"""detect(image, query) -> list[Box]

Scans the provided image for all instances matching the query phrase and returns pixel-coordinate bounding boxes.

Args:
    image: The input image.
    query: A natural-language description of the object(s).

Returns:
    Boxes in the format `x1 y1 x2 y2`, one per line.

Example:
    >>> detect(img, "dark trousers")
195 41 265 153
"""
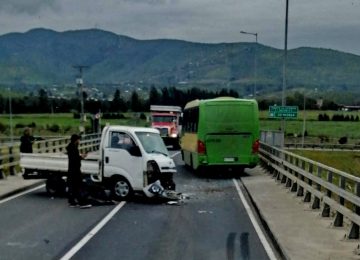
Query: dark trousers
67 175 86 205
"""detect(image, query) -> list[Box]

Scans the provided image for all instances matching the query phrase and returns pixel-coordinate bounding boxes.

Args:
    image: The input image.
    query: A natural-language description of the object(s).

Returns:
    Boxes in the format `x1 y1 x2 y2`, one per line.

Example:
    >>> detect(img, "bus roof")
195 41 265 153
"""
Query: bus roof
184 97 257 110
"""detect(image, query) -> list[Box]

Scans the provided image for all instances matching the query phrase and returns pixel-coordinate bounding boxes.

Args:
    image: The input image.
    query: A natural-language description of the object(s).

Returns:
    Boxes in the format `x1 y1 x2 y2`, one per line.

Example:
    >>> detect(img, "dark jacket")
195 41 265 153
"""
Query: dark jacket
66 142 82 177
20 135 35 153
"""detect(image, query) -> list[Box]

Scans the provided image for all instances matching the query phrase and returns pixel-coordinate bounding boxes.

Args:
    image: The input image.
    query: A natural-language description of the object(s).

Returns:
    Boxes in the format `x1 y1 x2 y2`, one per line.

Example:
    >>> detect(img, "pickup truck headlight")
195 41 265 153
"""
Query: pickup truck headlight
147 160 160 174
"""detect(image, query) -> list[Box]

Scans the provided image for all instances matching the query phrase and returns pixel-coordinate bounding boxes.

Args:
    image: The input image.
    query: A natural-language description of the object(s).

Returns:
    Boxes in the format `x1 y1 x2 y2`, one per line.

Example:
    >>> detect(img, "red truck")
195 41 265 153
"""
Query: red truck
150 105 182 148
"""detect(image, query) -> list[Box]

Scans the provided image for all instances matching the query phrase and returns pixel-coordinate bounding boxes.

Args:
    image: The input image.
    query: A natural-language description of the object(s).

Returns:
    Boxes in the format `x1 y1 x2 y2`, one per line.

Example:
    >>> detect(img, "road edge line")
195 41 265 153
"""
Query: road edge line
170 151 181 158
232 178 278 260
60 201 126 260
0 183 45 205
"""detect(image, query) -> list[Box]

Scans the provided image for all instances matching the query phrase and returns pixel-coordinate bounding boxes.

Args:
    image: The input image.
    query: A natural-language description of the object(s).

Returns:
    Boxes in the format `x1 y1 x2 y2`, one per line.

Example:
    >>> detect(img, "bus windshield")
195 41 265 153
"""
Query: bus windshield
136 132 169 156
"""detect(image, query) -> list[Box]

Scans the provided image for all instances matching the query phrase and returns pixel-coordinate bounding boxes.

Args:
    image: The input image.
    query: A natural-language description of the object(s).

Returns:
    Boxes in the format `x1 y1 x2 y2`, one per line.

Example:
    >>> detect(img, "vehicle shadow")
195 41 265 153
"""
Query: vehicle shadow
181 165 249 180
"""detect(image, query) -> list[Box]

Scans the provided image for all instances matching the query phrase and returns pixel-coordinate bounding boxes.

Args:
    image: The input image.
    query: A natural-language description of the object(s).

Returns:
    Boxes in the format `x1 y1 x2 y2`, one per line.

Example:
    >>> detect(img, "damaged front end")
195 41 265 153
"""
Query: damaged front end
143 161 179 200
145 160 176 191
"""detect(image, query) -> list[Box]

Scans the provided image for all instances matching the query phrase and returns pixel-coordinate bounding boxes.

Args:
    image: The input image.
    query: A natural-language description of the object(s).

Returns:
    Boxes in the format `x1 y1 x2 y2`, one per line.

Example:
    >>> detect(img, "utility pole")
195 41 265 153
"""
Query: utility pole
281 0 289 148
73 65 89 133
240 31 258 98
8 87 13 144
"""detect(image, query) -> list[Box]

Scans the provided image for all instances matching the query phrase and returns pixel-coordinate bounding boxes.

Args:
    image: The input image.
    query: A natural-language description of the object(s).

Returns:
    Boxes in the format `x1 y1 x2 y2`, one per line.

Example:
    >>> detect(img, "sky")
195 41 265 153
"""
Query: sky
0 0 360 55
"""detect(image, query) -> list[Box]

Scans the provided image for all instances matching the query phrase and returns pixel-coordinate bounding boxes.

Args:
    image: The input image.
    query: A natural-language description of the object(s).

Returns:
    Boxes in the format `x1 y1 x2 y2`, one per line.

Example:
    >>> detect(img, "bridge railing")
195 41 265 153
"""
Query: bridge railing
0 134 101 179
260 142 360 239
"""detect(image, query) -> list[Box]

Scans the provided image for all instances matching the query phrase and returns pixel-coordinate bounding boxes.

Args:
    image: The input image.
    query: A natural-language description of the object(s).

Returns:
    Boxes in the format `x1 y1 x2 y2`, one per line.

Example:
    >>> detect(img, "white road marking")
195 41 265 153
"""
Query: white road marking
0 184 45 205
60 201 126 260
232 179 278 260
170 151 181 158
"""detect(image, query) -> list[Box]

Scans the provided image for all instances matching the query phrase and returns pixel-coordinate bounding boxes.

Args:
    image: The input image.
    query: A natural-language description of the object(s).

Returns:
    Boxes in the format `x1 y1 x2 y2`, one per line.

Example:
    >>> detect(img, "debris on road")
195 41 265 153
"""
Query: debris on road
142 180 189 205
167 201 181 206
197 210 213 214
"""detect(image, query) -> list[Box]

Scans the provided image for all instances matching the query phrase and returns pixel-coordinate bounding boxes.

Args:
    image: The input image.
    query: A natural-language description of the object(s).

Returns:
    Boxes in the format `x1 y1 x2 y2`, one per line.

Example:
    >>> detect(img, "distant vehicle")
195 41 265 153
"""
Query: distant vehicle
20 125 176 199
150 105 182 148
181 97 260 173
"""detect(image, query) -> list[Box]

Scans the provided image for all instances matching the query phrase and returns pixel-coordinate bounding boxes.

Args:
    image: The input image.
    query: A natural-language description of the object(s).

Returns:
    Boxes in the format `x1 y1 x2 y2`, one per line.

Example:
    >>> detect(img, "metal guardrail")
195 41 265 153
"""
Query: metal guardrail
0 134 101 179
260 142 360 239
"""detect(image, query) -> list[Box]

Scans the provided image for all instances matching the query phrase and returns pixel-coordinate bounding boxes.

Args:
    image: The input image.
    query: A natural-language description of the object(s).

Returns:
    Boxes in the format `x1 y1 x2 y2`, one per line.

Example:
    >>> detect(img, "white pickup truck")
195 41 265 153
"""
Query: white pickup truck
20 125 177 200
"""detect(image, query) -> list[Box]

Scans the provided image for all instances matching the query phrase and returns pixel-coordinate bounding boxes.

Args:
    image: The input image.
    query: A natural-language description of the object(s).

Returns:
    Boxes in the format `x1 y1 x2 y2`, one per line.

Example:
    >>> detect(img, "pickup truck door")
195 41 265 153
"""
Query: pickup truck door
103 132 143 189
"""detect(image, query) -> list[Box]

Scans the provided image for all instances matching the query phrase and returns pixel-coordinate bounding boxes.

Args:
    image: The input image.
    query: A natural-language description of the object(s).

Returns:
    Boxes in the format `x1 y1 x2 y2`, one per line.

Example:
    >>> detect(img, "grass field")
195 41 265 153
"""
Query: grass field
260 109 360 140
0 113 150 138
0 112 359 177
0 110 359 141
291 150 360 177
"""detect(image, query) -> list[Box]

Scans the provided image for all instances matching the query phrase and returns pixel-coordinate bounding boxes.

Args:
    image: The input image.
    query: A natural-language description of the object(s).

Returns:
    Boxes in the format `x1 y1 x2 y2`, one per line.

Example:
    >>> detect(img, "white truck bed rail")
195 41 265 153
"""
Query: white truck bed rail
20 152 99 175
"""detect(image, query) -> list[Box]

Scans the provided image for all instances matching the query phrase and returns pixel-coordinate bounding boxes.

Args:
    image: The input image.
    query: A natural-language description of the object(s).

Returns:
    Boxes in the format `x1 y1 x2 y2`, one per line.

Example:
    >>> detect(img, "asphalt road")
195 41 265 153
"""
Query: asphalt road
0 151 275 260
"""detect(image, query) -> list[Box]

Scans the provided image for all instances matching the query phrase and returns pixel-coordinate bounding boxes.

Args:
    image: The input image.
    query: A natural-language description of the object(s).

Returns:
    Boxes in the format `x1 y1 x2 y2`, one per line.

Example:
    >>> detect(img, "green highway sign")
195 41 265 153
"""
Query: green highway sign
269 106 298 119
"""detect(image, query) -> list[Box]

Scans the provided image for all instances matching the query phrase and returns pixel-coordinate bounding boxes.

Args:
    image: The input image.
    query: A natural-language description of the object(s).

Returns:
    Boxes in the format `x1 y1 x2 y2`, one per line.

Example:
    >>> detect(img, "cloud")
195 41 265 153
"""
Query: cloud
0 0 58 15
121 0 178 4
0 0 360 54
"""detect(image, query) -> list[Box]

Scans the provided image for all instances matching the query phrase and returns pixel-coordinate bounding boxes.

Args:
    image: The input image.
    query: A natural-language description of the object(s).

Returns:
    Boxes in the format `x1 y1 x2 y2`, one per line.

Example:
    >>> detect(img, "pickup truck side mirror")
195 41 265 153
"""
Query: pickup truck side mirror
129 146 142 157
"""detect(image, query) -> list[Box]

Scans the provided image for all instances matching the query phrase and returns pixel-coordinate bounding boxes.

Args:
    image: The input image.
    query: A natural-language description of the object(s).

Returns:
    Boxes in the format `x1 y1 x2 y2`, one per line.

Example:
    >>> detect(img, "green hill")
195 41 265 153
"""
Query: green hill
0 28 360 97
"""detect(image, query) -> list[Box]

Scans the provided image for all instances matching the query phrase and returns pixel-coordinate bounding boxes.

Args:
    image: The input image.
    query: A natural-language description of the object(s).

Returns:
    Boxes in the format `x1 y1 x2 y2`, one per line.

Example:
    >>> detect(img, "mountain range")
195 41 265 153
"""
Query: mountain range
1 28 360 98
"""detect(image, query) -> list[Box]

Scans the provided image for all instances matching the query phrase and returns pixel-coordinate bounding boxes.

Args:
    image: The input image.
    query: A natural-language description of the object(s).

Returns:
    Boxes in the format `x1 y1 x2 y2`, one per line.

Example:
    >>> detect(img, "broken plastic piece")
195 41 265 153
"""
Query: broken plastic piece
143 180 165 198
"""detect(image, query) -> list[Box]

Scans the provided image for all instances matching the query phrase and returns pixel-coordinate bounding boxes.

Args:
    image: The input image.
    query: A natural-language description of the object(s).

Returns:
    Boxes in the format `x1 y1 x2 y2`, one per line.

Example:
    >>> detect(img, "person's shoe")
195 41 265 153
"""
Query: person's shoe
68 203 78 208
79 204 92 209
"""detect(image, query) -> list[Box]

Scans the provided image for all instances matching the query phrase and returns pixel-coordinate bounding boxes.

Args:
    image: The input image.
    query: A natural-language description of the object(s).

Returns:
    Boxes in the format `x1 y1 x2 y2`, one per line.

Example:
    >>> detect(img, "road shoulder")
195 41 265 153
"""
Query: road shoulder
242 167 359 260
0 174 44 201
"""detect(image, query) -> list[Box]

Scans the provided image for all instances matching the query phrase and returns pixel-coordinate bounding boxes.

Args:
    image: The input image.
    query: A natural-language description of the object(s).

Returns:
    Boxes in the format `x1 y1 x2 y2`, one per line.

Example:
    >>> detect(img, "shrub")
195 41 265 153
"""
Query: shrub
318 113 330 121
102 113 126 119
0 122 6 132
319 135 329 143
338 136 348 144
48 124 60 133
140 113 147 120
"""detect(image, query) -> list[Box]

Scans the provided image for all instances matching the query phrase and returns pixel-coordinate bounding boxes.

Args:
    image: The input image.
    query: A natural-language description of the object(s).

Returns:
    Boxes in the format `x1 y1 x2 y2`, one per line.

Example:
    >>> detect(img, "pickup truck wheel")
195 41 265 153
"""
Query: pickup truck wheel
111 178 132 201
46 178 66 196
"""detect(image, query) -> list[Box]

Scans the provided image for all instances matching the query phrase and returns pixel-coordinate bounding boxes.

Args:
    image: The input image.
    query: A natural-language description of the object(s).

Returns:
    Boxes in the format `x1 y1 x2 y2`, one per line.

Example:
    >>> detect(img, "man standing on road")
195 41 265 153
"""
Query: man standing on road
66 134 91 209
20 127 35 153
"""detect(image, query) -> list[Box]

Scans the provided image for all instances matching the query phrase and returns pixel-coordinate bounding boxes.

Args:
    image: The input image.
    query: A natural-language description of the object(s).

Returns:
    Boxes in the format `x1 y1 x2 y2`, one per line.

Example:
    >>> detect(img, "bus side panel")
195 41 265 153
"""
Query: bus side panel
181 132 198 169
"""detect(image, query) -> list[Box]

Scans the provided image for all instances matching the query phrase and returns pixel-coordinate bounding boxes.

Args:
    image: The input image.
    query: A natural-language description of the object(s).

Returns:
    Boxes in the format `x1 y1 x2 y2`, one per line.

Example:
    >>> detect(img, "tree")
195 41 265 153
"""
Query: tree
149 85 160 105
130 91 142 112
161 87 170 105
111 89 126 112
0 94 4 113
38 88 49 113
218 88 229 96
229 89 239 98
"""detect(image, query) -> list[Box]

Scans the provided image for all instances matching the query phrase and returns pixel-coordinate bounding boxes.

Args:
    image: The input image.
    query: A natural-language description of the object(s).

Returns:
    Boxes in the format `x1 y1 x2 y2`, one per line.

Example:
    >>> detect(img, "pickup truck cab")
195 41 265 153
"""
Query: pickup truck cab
20 125 177 200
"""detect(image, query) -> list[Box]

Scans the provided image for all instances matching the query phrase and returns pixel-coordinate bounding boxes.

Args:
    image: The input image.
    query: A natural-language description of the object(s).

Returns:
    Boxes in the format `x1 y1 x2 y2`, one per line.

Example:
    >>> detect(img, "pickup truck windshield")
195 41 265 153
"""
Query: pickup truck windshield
136 132 169 156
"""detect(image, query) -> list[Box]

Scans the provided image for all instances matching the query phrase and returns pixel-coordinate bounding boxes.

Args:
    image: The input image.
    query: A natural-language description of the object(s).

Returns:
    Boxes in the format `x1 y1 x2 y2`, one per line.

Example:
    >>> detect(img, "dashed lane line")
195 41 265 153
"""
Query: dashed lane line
60 201 127 260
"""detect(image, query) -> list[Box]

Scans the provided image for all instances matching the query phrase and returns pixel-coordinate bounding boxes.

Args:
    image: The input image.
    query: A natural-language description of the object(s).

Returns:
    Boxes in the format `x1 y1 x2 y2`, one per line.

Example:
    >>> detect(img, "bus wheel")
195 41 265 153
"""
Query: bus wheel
111 177 133 201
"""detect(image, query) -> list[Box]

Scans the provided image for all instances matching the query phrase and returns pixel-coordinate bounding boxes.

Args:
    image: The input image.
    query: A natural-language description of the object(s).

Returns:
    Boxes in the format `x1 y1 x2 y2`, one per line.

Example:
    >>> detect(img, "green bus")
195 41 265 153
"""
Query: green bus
180 97 260 173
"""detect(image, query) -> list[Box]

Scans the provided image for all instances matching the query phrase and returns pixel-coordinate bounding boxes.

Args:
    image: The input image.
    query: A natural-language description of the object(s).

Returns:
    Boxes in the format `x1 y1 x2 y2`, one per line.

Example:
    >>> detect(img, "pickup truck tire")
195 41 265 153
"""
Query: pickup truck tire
46 177 66 196
111 177 133 201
